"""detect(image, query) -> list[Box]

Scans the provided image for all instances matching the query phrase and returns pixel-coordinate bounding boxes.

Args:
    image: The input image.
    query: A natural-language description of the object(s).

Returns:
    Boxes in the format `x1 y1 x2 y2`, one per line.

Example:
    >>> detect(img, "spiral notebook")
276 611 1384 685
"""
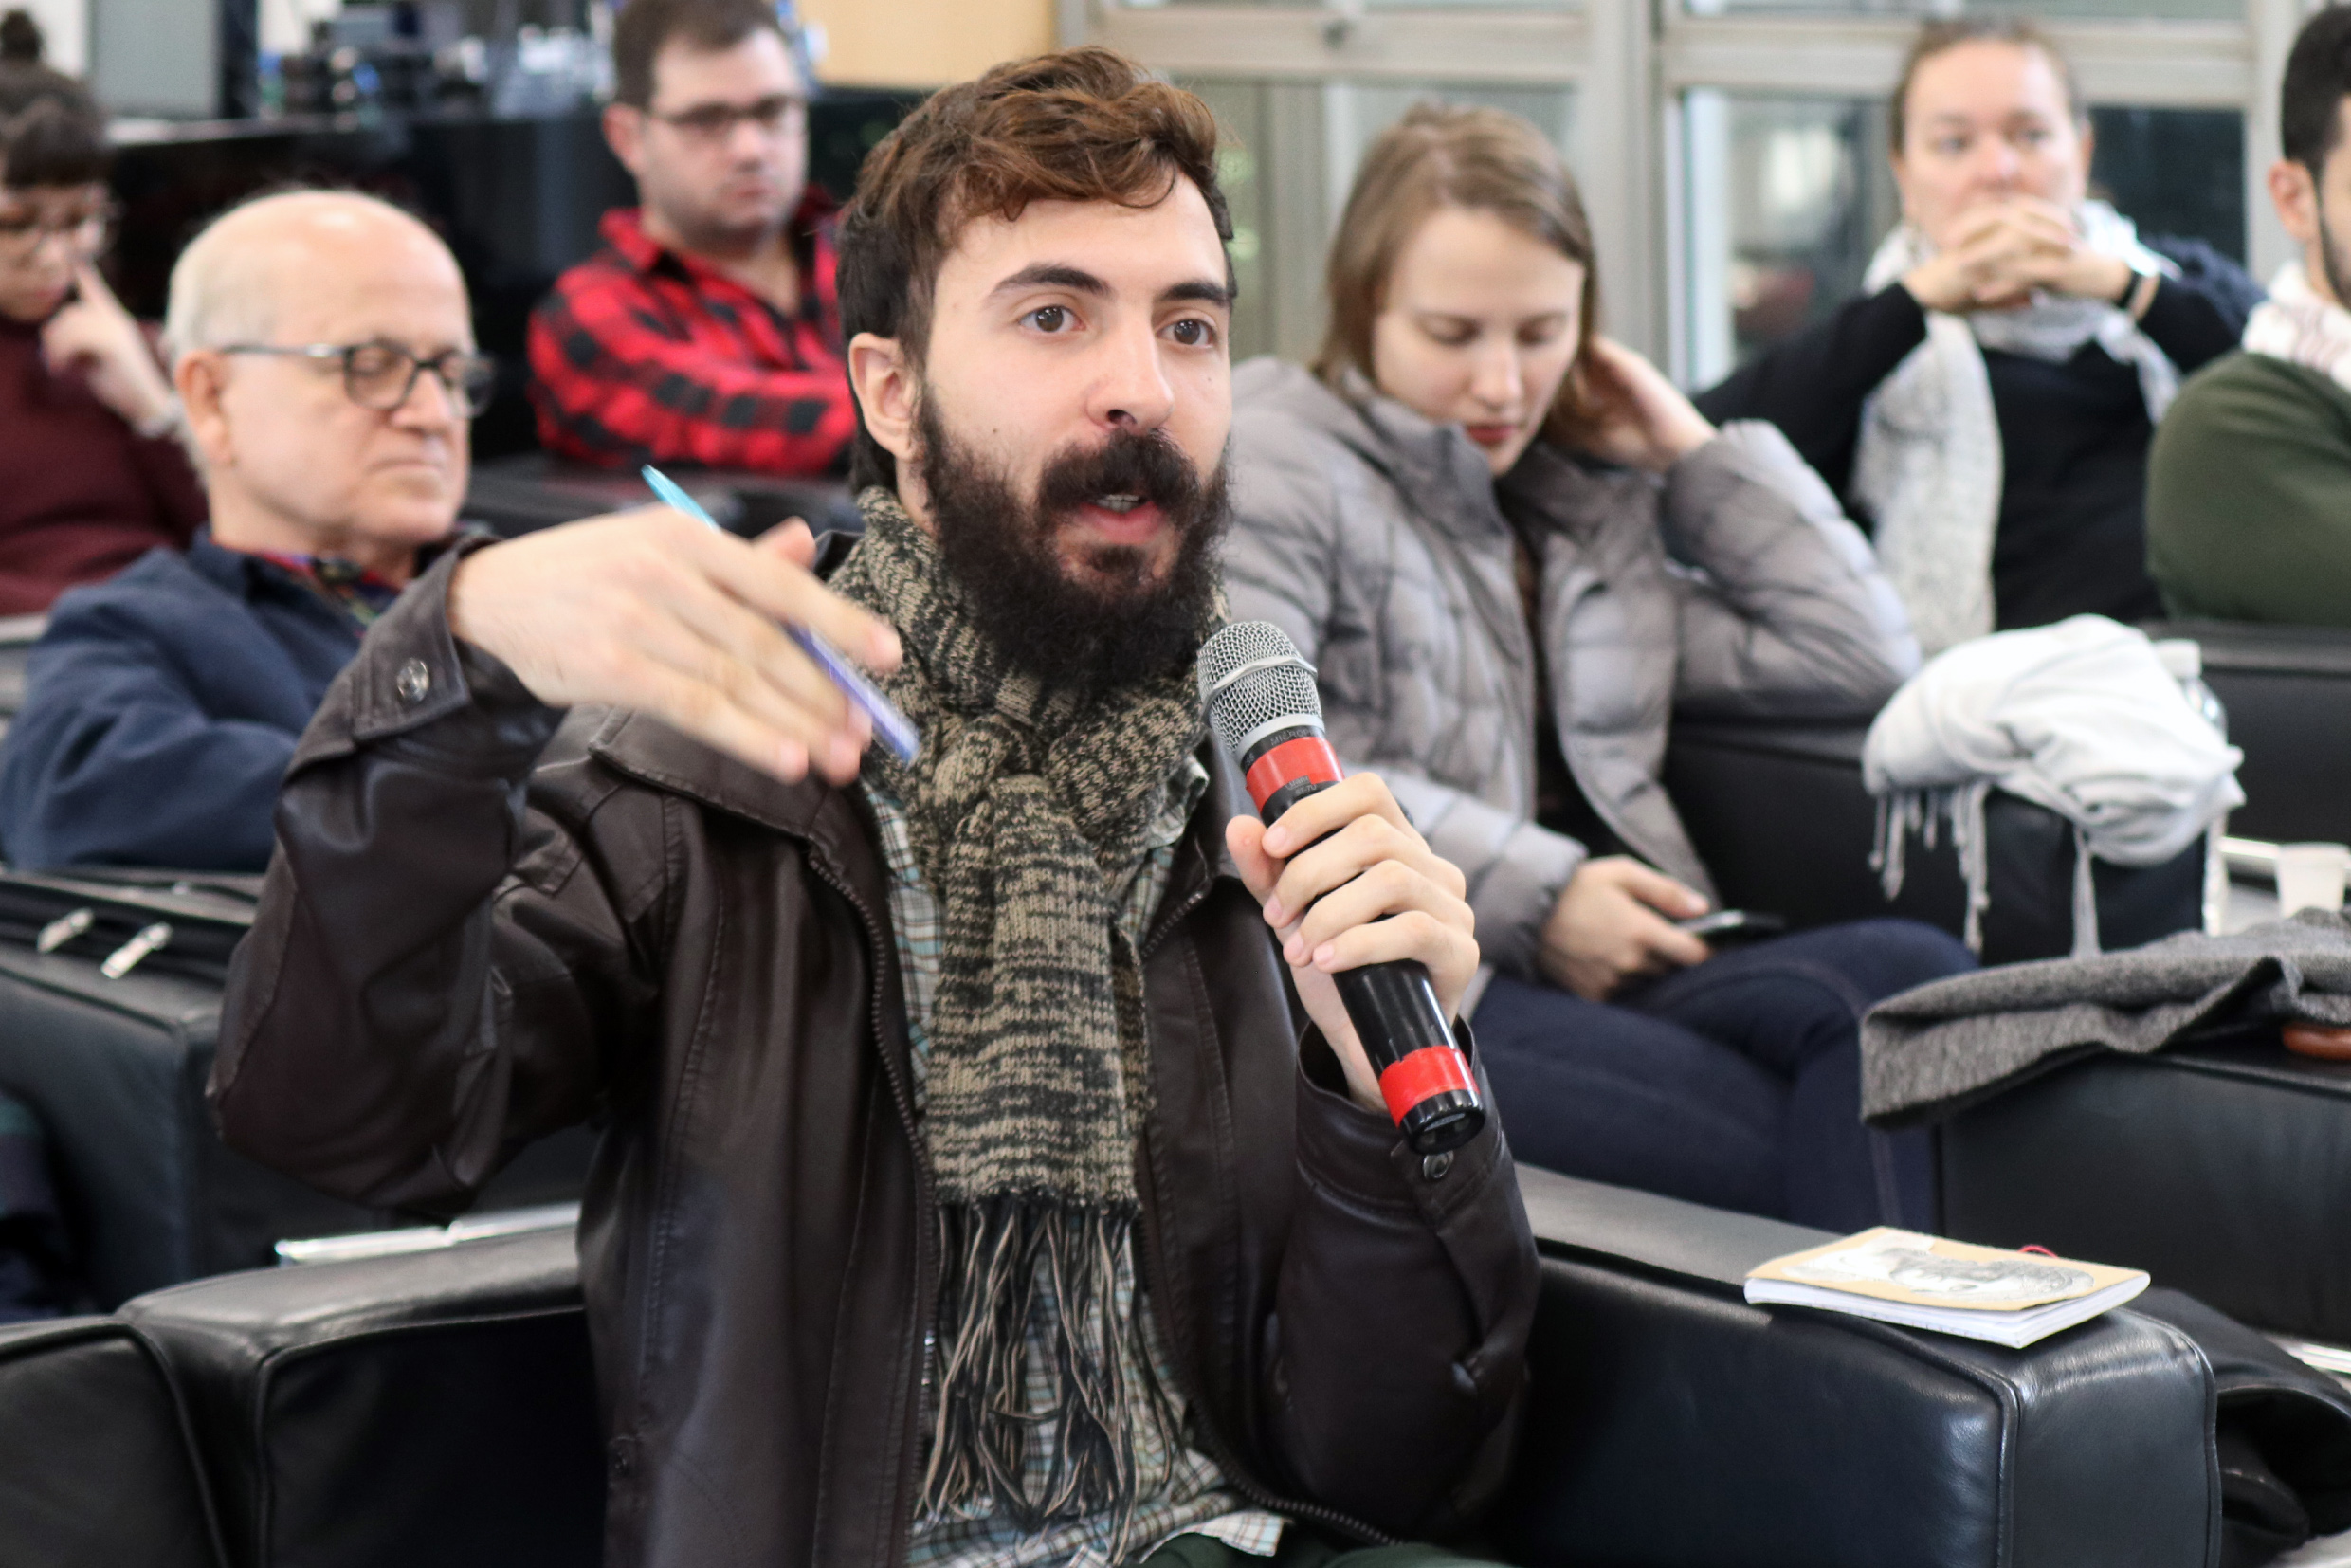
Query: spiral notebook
1743 1228 2150 1348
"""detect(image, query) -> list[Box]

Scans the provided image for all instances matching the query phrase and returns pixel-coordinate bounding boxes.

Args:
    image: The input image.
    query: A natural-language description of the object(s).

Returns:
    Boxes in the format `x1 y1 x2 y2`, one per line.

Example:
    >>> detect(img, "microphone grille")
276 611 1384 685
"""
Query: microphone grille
1197 621 1323 760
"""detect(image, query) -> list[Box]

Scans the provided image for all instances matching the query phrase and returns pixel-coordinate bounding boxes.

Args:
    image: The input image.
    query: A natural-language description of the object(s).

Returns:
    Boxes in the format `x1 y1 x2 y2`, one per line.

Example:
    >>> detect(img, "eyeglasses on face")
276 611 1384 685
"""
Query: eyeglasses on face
646 93 809 143
0 200 117 262
213 340 498 418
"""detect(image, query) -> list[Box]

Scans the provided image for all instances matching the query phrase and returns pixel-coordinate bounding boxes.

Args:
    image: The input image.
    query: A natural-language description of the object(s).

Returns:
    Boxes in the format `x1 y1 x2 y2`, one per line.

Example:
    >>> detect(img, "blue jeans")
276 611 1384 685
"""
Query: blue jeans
1470 919 1975 1231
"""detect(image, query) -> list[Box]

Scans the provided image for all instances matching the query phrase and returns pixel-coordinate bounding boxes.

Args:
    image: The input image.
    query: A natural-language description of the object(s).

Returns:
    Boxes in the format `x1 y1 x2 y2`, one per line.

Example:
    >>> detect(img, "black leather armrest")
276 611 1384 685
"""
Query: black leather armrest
1941 1035 2351 1345
101 1176 2223 1568
1497 1169 2219 1568
120 1230 603 1568
1664 715 2202 964
0 1315 224 1567
2143 619 2351 846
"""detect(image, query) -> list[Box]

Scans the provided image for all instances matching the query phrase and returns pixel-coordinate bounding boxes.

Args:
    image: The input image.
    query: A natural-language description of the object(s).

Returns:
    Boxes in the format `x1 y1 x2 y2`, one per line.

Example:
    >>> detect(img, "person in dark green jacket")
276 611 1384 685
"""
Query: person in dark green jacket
2147 7 2351 627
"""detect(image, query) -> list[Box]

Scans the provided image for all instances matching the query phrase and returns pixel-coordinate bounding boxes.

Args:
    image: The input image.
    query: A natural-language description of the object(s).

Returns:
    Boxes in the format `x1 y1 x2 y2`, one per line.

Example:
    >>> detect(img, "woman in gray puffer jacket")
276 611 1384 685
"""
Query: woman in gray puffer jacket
1226 103 1973 1231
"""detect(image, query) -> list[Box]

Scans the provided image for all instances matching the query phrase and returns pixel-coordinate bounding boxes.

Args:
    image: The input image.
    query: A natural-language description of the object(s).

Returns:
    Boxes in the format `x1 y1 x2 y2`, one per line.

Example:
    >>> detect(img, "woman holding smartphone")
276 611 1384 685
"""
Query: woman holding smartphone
1225 103 1973 1230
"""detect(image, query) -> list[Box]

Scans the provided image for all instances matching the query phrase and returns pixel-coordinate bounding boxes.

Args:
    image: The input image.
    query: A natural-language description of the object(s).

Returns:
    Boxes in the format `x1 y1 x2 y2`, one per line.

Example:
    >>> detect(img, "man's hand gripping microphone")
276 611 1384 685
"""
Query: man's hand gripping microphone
1198 622 1485 1155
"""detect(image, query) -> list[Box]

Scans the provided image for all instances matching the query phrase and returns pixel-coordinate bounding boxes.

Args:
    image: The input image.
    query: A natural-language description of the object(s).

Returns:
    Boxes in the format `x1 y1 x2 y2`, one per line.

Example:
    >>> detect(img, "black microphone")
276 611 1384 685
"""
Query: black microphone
1198 622 1485 1156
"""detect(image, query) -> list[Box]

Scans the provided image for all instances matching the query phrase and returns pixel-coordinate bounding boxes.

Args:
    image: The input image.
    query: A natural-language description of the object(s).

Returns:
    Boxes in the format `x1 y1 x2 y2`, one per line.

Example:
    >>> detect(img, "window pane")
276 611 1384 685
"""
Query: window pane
2087 105 2246 268
1181 79 1279 366
1178 77 1576 364
1693 0 2236 19
1125 0 1576 9
1326 81 1576 199
1679 90 2244 385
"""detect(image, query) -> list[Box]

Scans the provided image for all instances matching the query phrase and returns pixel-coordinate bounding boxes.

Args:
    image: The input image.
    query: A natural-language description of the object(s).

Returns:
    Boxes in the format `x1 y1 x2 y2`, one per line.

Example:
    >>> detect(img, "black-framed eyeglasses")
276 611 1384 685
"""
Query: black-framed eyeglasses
213 340 498 418
647 93 809 142
0 199 118 261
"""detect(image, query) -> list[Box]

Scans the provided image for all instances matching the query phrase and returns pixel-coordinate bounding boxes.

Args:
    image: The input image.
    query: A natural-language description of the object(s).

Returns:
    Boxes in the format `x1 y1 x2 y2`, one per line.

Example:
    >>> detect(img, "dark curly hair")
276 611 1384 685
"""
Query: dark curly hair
835 46 1232 492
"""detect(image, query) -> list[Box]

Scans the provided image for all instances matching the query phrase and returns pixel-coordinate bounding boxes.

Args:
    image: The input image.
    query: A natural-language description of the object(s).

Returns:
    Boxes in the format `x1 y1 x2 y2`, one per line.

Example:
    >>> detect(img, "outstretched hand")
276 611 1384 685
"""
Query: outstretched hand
1226 773 1479 1116
447 508 902 784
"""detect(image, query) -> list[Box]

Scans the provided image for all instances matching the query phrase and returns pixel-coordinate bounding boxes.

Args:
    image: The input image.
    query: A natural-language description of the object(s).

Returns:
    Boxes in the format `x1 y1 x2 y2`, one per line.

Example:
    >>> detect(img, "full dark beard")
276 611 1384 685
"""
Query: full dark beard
2320 200 2351 315
914 398 1230 693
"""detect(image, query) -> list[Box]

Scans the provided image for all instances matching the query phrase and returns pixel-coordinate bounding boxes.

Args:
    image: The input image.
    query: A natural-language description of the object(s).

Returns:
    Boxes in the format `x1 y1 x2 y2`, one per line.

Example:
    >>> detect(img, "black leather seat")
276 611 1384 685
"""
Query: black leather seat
0 1315 224 1567
2143 619 2351 846
1503 1169 2216 1567
120 1228 603 1568
1939 1031 2351 1345
1665 713 2204 964
71 1175 2224 1567
0 944 594 1307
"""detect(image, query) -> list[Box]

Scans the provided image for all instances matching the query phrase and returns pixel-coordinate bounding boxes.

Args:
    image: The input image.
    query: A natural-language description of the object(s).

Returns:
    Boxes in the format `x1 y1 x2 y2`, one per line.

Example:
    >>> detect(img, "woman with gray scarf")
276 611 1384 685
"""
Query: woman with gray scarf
1698 17 2260 654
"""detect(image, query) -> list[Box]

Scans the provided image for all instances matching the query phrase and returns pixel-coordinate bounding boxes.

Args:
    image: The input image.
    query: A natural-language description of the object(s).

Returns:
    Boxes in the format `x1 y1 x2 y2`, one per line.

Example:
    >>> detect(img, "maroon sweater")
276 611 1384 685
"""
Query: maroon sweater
0 314 204 616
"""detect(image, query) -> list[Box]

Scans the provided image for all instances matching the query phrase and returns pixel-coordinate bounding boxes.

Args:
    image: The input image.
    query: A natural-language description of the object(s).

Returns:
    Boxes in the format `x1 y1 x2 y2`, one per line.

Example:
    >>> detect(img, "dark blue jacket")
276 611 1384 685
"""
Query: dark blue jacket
0 537 374 871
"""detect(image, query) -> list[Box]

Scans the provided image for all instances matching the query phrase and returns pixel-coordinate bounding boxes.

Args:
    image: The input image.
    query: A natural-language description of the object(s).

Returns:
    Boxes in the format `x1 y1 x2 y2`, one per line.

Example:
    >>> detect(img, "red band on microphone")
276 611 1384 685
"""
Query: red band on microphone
1244 736 1343 810
1378 1044 1475 1125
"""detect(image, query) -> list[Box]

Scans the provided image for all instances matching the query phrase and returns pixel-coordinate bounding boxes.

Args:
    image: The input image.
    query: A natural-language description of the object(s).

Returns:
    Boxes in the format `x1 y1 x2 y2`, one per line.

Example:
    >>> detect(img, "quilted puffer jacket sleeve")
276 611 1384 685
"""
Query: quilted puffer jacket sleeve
1663 419 1922 718
1224 391 1584 979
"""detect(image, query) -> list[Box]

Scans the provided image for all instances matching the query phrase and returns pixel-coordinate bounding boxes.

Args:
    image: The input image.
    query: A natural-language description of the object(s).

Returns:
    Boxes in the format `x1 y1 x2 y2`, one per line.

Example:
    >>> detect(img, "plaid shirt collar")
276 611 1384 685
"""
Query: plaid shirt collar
600 206 695 279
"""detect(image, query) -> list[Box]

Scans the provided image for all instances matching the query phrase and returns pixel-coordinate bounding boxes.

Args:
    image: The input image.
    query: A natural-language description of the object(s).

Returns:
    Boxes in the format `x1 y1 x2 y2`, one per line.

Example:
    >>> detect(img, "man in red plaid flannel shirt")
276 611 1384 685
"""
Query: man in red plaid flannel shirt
527 0 854 475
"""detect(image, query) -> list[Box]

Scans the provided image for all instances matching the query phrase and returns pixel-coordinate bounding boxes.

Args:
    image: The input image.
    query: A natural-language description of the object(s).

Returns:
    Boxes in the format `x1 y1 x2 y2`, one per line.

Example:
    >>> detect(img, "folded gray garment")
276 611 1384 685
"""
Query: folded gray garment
1861 910 2351 1126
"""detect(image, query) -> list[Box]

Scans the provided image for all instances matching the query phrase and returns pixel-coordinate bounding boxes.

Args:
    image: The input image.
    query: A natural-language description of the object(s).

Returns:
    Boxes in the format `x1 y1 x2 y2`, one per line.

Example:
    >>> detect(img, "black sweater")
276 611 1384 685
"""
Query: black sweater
1695 238 2261 631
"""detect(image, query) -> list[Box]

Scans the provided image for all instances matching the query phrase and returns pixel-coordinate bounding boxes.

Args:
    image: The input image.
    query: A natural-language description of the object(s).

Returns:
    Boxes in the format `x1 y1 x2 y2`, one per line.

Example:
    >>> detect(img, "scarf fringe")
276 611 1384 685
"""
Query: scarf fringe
1876 782 2113 956
1873 782 1994 953
918 1199 1183 1558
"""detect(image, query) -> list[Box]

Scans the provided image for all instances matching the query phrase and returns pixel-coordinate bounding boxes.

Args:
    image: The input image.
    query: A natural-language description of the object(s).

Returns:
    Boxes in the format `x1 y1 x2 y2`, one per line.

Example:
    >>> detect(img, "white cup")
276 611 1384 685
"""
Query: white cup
2275 843 2351 916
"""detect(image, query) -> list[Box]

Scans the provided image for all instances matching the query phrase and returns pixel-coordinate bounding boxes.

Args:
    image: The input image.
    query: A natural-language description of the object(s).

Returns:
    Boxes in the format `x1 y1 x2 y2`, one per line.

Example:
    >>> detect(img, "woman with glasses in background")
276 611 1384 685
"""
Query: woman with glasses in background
0 95 203 615
1225 102 1973 1231
1696 18 2260 654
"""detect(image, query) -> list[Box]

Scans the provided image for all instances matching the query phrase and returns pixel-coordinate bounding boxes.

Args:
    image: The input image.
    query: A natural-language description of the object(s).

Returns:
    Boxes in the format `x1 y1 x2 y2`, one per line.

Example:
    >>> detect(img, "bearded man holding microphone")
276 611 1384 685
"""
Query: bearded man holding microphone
211 46 1535 1568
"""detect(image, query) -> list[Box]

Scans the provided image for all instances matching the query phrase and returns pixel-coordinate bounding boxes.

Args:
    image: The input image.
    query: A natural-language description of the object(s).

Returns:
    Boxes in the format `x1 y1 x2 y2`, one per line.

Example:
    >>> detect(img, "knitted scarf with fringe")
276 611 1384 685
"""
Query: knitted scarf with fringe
829 487 1211 1541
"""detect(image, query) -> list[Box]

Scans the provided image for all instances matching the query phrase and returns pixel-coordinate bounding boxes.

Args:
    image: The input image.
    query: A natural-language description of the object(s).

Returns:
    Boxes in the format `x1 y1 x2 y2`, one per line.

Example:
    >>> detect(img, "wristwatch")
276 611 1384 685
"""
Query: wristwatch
2113 262 2160 322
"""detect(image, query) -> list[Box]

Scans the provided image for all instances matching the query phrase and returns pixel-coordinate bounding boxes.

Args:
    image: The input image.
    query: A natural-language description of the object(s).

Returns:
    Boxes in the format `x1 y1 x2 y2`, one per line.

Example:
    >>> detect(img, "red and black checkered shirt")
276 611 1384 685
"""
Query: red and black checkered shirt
526 206 856 475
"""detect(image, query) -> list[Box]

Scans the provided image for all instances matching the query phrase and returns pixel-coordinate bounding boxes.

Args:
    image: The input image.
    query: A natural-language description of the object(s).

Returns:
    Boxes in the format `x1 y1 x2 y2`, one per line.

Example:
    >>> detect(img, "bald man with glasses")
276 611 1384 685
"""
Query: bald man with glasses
0 190 483 871
526 0 855 476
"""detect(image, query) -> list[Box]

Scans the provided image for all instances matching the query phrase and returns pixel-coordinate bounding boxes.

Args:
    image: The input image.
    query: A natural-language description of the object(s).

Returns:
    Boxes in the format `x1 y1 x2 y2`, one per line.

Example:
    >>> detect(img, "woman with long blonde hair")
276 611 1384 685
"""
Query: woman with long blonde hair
1226 102 1971 1229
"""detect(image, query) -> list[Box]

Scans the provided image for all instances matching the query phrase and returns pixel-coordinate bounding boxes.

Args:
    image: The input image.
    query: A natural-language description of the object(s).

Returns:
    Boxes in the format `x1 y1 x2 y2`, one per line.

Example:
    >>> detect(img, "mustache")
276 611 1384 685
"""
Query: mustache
1033 428 1206 523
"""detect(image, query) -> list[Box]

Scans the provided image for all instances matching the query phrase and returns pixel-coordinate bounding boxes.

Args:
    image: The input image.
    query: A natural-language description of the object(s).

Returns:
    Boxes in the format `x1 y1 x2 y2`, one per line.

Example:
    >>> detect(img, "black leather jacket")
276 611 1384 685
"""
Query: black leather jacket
211 545 1540 1568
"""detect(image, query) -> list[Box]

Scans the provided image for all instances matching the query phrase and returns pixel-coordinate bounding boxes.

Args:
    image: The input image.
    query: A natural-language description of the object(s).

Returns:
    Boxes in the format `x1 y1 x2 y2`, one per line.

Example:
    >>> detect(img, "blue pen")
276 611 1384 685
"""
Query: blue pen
641 465 920 764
